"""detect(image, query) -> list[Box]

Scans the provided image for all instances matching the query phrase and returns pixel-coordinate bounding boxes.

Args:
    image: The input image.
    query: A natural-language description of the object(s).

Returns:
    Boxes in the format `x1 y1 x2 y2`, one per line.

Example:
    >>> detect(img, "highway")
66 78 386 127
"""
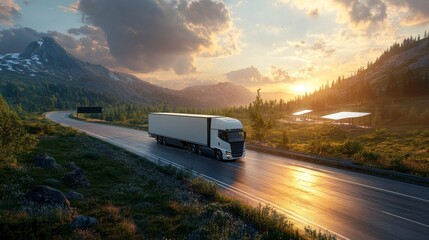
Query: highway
47 111 429 240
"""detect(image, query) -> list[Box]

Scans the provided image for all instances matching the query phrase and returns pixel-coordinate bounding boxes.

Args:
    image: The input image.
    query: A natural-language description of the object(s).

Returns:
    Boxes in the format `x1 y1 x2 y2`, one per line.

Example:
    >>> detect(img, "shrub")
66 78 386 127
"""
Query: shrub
341 140 363 157
0 96 38 166
308 138 336 155
353 150 381 165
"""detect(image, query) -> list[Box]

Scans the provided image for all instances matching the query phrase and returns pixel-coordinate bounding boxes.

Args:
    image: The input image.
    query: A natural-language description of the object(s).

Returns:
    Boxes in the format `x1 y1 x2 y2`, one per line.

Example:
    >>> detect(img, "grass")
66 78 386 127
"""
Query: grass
252 122 429 177
0 120 336 239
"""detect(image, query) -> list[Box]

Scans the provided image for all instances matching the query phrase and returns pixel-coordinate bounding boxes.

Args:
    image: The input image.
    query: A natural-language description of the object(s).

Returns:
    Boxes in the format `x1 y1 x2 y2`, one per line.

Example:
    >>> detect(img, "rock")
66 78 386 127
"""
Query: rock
64 162 79 170
63 168 90 188
43 178 62 187
33 153 60 169
64 190 84 201
69 215 97 229
24 185 70 208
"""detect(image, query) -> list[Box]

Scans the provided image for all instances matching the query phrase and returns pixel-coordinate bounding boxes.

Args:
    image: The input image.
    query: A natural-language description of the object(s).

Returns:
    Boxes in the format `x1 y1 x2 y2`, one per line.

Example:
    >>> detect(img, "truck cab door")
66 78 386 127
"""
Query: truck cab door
216 130 230 157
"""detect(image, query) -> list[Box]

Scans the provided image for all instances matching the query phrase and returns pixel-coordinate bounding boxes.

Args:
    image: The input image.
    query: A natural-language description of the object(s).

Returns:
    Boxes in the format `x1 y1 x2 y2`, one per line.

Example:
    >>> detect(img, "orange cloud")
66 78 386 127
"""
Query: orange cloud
0 0 20 26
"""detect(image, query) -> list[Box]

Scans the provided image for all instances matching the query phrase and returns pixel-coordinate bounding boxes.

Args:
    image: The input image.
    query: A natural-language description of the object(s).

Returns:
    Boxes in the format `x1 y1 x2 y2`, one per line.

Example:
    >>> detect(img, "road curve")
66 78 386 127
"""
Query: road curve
47 111 429 240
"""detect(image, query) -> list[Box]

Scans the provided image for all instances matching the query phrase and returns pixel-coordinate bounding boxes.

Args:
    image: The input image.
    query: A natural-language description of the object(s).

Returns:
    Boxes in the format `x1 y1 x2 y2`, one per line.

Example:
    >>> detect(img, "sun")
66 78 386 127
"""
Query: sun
292 84 309 95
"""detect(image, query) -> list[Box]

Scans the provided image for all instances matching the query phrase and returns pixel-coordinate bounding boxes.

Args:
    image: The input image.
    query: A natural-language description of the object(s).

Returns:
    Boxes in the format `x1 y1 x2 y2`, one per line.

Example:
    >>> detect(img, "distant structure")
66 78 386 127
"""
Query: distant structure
321 111 371 125
292 110 313 121
76 106 103 119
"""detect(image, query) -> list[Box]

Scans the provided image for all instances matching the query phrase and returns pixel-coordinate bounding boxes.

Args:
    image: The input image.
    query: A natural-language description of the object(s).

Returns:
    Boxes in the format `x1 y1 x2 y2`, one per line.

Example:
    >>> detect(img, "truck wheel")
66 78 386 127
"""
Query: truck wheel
191 144 197 153
197 146 202 155
162 137 167 145
156 136 161 144
215 150 223 161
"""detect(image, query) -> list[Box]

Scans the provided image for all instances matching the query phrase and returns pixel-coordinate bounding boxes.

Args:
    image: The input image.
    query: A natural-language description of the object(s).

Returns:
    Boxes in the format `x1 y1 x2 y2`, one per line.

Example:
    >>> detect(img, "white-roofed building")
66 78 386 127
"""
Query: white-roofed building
321 111 371 125
292 109 313 121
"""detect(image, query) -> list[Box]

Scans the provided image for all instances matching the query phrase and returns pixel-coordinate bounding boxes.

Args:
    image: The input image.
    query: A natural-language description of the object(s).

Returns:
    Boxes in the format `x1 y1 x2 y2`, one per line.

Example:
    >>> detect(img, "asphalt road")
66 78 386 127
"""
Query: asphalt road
47 111 429 240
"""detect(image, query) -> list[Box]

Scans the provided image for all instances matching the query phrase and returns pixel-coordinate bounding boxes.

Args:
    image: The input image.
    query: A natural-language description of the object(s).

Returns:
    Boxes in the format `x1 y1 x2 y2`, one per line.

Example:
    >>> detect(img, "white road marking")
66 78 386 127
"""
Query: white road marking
382 211 429 228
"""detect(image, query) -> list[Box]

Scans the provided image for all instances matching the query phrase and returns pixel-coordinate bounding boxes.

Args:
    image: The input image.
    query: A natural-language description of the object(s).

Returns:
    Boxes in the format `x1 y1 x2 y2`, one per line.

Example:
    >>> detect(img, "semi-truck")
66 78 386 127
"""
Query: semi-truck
148 112 246 161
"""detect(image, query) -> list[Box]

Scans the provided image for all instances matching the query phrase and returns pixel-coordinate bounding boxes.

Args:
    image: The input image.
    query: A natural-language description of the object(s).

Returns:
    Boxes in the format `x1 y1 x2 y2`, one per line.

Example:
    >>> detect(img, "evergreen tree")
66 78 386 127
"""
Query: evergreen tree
248 89 277 142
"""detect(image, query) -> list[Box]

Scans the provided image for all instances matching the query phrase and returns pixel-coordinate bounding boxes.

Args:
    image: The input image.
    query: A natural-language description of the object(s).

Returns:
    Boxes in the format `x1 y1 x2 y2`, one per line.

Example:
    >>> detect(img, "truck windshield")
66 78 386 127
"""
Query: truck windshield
227 131 245 142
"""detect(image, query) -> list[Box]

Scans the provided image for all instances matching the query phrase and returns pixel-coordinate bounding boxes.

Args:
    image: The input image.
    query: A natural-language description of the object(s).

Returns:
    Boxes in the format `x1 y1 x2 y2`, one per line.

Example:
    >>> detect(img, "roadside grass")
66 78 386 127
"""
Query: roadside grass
255 122 429 177
0 121 335 239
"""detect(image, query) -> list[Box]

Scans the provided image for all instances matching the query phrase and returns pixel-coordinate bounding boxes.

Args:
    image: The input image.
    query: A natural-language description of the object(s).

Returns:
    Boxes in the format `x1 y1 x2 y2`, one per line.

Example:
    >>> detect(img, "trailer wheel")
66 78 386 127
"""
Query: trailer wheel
215 150 223 161
197 146 202 155
191 144 197 153
162 137 167 145
156 136 161 144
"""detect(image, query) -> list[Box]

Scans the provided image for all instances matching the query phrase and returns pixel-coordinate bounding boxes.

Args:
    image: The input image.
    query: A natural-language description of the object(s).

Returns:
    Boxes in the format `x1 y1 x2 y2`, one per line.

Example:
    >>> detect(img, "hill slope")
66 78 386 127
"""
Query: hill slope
0 37 253 111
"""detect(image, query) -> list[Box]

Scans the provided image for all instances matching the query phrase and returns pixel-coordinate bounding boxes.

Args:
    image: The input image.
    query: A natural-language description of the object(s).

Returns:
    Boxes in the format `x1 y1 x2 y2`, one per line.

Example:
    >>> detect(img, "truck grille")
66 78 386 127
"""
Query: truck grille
230 141 245 157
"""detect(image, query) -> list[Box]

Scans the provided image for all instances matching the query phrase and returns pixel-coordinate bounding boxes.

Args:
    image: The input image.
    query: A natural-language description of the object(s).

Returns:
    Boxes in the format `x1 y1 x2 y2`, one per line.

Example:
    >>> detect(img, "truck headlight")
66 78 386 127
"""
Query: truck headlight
226 151 232 159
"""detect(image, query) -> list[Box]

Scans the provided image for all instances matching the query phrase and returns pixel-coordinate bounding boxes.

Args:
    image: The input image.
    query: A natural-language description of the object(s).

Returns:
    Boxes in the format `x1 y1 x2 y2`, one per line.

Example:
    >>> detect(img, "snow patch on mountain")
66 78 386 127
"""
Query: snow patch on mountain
109 72 120 81
0 52 45 76
37 39 44 47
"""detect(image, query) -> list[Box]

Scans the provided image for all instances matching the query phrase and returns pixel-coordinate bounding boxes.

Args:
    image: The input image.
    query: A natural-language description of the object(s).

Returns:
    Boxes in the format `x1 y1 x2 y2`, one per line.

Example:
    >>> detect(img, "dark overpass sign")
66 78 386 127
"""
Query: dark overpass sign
76 107 103 118
77 107 103 114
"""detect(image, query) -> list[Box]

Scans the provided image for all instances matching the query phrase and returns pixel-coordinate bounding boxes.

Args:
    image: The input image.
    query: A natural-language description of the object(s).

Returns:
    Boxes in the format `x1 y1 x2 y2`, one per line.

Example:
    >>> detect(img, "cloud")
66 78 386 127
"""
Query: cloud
335 0 387 29
0 0 20 26
0 27 43 53
78 0 239 75
178 0 230 32
225 66 293 87
278 0 429 29
255 24 288 36
59 1 80 13
269 66 291 82
277 0 389 30
386 0 429 26
63 25 116 68
308 8 320 18
148 77 217 90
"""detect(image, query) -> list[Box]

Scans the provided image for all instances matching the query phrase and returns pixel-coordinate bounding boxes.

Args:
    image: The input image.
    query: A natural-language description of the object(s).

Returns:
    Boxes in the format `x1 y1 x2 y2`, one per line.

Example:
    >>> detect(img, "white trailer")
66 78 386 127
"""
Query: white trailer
148 112 246 161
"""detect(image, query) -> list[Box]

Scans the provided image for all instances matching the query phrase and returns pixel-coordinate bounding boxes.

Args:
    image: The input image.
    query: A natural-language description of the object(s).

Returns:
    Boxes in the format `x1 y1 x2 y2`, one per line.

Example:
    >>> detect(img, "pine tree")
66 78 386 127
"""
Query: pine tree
248 89 277 142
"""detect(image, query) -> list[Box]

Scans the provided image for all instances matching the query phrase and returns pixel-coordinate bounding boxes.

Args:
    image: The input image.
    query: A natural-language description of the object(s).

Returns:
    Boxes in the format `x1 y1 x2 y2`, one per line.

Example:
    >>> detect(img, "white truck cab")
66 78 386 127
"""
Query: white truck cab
211 117 246 160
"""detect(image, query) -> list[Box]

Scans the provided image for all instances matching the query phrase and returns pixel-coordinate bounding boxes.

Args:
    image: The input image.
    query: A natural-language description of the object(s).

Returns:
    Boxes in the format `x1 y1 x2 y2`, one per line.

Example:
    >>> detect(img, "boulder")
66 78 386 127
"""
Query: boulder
69 215 97 229
64 190 84 201
64 162 79 170
33 153 60 169
63 168 90 188
43 178 62 187
24 185 70 208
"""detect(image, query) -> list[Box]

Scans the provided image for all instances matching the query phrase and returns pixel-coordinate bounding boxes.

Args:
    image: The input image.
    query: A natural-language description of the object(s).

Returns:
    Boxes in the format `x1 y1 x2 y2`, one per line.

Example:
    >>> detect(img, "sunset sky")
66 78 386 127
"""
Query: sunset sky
1 0 428 98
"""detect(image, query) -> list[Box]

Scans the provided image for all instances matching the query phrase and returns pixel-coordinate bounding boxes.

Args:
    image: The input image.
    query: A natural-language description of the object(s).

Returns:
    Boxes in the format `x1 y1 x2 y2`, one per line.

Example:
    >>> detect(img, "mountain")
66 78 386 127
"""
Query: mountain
289 36 429 125
0 37 253 111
